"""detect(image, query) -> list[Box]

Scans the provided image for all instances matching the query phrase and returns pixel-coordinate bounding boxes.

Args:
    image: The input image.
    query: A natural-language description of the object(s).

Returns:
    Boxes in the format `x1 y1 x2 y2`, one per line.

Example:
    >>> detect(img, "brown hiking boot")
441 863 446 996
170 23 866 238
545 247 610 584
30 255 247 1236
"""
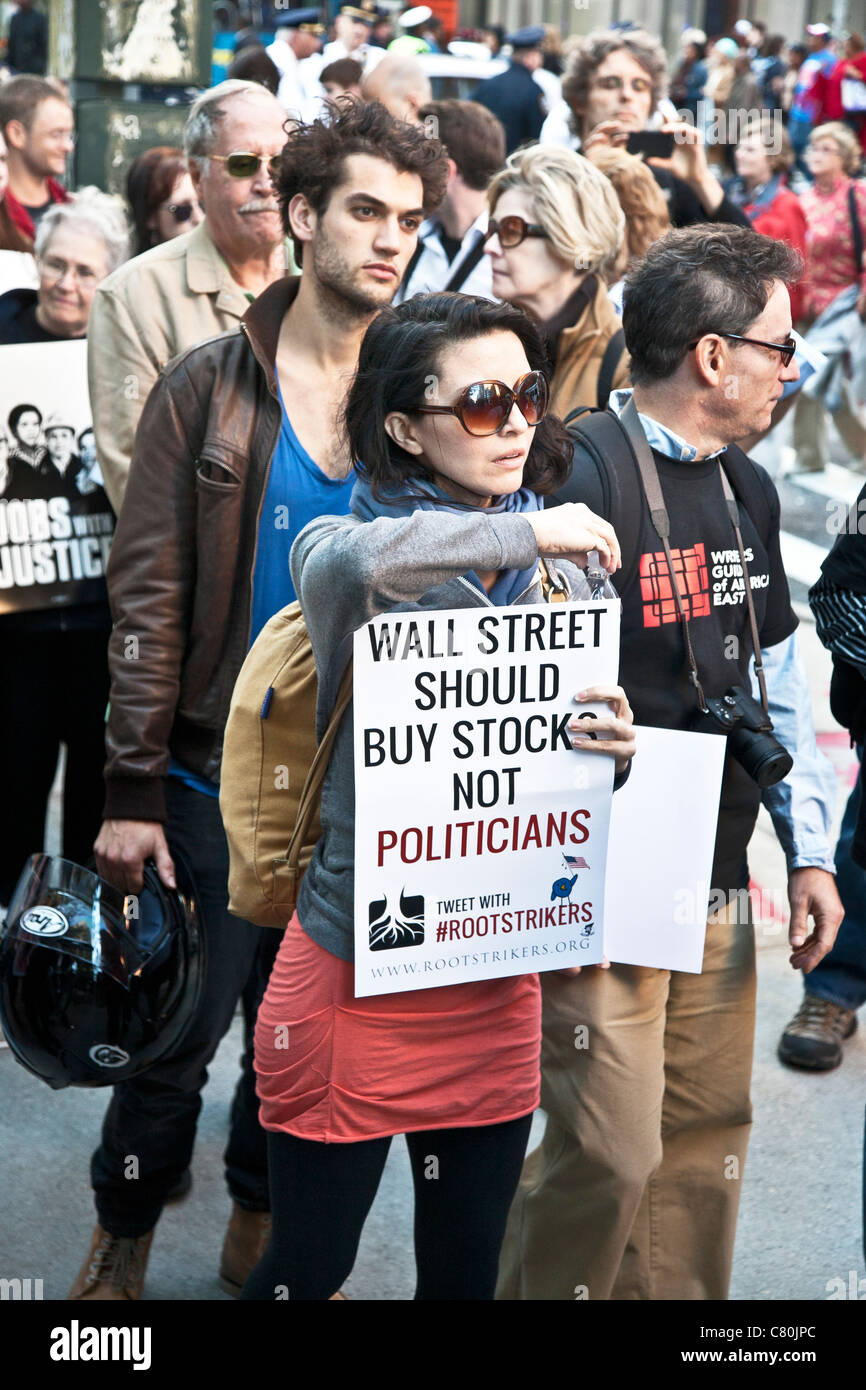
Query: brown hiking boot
219 1204 272 1297
68 1224 155 1300
778 996 858 1071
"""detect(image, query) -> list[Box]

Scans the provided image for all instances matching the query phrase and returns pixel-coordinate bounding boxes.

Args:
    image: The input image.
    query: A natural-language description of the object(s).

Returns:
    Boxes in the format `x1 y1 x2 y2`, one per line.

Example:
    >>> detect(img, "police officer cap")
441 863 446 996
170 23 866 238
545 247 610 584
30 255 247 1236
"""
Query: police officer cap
506 25 545 50
276 8 326 31
399 5 433 26
340 1 377 22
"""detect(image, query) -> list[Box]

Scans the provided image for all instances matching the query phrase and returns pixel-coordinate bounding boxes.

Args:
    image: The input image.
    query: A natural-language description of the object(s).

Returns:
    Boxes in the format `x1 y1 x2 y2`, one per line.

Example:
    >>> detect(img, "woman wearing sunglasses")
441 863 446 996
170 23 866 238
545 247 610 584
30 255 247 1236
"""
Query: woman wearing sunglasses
126 146 203 257
485 145 630 418
242 292 635 1302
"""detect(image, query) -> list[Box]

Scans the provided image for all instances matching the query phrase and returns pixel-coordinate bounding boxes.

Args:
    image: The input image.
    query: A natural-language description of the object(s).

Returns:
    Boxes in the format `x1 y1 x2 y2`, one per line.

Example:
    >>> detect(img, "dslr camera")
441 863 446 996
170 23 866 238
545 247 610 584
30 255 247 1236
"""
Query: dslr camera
694 686 793 788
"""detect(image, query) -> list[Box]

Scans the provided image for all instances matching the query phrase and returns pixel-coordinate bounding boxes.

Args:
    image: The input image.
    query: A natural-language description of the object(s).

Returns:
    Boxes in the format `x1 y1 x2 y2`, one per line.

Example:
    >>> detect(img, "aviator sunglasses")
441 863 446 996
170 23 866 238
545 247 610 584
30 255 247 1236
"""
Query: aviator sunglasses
209 151 282 179
415 371 549 436
485 215 550 249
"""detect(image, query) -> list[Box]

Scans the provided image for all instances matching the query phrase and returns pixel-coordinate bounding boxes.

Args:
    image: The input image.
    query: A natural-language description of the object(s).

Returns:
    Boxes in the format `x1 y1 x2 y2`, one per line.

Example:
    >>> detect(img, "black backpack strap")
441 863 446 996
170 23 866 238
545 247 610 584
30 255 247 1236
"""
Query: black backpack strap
443 230 487 292
556 407 645 597
597 327 626 409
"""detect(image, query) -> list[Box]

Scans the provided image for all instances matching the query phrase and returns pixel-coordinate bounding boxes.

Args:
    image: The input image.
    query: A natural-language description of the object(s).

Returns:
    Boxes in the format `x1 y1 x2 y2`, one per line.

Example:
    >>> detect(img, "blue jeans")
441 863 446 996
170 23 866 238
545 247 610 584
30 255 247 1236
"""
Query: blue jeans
806 769 866 1012
90 779 280 1238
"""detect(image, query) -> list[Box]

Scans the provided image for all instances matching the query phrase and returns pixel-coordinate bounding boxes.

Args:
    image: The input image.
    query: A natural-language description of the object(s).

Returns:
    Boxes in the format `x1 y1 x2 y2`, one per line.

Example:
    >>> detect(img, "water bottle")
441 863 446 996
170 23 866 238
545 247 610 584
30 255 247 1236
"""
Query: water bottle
573 549 620 601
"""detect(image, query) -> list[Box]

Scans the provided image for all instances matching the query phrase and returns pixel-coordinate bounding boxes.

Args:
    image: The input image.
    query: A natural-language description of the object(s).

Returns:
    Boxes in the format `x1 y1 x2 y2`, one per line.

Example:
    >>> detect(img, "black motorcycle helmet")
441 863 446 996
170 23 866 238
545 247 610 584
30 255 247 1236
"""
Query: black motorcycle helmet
0 854 204 1089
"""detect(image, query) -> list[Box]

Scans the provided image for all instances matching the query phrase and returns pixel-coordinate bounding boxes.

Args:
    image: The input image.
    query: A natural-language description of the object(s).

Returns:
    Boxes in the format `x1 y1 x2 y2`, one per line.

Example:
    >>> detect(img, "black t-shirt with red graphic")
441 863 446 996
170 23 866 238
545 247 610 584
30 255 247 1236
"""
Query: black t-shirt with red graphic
563 441 798 890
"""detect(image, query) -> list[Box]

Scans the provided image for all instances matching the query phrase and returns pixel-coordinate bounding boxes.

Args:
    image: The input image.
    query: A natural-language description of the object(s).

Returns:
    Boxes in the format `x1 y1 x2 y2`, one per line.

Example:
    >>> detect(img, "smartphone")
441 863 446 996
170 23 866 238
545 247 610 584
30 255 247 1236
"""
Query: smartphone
626 130 675 160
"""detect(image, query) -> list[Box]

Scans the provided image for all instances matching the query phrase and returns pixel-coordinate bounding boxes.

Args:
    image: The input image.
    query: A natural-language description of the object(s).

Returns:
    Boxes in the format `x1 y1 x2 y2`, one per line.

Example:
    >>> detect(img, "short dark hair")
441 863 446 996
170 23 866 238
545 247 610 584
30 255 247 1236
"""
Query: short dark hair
227 45 281 96
0 75 70 135
272 98 448 265
622 226 802 386
320 57 364 88
345 292 572 500
8 403 42 439
417 100 506 190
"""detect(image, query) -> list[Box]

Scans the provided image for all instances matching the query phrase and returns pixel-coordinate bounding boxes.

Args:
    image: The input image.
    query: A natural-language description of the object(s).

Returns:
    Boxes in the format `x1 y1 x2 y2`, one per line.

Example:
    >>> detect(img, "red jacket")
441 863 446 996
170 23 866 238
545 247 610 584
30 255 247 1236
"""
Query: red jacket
747 187 809 322
811 53 866 147
3 178 70 241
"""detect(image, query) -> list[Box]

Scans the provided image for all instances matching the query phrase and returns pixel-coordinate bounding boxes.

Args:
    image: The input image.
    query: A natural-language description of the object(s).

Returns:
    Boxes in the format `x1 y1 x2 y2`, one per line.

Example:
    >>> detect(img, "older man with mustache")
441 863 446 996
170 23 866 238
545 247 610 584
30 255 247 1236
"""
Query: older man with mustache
87 80 289 514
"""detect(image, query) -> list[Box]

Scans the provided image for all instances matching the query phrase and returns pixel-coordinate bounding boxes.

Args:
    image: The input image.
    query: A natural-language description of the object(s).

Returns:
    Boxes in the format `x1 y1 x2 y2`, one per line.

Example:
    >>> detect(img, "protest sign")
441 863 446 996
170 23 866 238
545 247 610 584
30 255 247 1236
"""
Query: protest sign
352 599 620 997
603 726 726 972
0 340 114 615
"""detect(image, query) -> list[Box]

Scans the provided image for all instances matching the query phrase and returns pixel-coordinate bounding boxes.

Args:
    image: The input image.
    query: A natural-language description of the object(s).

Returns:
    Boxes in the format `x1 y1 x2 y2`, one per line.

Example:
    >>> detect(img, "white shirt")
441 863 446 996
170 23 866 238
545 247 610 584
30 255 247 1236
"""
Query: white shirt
267 37 320 122
0 250 38 297
394 211 495 305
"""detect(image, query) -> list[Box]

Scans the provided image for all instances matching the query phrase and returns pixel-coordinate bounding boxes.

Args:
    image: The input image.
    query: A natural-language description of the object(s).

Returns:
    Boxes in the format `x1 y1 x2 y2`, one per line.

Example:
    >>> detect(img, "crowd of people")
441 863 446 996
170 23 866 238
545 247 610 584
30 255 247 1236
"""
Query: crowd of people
0 7 864 1304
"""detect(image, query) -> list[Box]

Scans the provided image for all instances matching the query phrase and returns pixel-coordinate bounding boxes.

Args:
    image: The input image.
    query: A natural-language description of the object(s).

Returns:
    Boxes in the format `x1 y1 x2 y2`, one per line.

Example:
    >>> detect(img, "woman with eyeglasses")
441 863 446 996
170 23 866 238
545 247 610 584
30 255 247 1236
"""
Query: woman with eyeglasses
0 188 129 911
0 186 129 343
791 121 866 473
484 145 629 416
126 146 203 257
242 292 635 1301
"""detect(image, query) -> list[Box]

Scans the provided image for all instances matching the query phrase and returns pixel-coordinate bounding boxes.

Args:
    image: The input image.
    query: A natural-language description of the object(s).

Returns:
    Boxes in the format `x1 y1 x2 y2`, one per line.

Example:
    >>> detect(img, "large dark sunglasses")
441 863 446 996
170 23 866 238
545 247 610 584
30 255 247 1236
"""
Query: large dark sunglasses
210 151 282 179
415 371 549 436
167 201 197 223
485 216 549 249
689 331 797 368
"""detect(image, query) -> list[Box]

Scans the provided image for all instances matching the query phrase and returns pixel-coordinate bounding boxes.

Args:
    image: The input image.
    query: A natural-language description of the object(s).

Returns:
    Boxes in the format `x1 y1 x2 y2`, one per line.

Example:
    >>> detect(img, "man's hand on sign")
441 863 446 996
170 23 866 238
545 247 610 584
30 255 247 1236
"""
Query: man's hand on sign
528 503 621 573
556 956 611 977
94 819 177 896
570 684 635 775
787 867 843 973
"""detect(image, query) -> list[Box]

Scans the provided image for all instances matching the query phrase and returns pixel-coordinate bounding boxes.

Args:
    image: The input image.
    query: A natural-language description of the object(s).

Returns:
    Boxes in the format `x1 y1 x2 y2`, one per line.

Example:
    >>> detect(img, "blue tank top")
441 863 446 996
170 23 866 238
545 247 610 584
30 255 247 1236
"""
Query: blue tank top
170 371 356 798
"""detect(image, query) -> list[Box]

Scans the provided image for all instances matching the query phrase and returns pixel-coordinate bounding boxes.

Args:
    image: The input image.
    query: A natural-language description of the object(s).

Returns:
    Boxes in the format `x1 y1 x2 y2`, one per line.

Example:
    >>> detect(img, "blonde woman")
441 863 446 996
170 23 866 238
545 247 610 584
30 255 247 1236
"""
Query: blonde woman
801 121 866 323
484 144 628 415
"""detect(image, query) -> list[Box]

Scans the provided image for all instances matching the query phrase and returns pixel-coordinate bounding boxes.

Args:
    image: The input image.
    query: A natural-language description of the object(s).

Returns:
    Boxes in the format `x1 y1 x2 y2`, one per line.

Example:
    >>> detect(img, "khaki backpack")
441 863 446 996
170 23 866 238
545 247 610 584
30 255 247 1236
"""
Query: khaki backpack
219 601 353 929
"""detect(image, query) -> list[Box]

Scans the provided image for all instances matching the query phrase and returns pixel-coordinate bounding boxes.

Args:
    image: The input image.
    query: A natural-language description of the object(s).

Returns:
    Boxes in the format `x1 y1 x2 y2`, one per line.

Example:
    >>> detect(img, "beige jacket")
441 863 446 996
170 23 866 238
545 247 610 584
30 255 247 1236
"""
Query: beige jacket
550 276 630 421
87 221 252 513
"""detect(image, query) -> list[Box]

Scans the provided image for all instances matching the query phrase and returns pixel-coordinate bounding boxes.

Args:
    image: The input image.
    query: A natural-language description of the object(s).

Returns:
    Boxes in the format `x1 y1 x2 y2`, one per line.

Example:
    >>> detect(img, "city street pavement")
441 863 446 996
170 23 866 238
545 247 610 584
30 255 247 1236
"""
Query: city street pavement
1 416 864 1301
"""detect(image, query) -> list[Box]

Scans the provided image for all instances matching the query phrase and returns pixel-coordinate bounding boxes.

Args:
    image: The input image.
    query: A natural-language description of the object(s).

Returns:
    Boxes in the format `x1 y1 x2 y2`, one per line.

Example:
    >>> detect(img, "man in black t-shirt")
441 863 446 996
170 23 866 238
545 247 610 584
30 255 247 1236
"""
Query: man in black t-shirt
497 225 843 1302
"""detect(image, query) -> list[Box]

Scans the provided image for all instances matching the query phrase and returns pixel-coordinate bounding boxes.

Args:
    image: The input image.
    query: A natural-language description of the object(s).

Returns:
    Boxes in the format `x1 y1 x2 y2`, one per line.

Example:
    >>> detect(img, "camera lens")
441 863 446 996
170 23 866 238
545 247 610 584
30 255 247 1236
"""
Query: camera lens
728 725 793 788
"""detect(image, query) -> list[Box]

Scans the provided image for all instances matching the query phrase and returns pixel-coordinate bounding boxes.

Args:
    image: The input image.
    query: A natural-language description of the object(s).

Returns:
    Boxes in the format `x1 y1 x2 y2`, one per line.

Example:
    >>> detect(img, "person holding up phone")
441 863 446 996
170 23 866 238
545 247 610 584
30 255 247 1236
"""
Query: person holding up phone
542 28 751 232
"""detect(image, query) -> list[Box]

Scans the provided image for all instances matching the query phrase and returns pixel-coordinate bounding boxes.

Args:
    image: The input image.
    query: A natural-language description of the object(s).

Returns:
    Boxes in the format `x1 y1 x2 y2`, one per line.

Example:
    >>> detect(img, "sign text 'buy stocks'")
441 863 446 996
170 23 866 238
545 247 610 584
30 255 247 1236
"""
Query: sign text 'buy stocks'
352 600 620 996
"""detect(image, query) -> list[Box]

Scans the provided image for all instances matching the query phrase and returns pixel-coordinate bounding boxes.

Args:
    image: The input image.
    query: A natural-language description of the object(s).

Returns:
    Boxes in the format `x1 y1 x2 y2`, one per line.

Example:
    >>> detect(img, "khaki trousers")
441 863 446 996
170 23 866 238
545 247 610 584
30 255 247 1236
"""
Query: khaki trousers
496 902 756 1300
792 378 866 472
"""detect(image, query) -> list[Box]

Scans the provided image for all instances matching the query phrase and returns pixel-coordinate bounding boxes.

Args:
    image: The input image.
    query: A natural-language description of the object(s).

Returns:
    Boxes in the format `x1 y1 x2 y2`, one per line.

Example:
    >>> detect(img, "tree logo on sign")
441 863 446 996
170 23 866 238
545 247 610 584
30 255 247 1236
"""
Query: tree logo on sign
368 889 425 951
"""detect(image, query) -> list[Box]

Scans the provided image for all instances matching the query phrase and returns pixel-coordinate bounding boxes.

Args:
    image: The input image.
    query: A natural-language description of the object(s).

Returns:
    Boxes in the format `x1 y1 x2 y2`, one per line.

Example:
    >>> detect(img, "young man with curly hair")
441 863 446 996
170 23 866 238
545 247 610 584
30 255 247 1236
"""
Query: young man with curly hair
69 99 447 1303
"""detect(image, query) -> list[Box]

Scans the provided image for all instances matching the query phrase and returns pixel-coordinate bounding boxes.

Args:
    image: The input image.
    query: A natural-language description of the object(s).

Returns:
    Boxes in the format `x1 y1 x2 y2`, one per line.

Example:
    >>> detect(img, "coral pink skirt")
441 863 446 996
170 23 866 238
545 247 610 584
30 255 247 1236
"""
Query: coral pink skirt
254 913 541 1143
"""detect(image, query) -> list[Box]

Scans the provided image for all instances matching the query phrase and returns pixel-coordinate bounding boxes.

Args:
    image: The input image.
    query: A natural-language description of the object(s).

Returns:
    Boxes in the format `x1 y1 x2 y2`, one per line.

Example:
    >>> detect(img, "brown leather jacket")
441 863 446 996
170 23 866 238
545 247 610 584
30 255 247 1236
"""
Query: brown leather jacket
104 276 301 822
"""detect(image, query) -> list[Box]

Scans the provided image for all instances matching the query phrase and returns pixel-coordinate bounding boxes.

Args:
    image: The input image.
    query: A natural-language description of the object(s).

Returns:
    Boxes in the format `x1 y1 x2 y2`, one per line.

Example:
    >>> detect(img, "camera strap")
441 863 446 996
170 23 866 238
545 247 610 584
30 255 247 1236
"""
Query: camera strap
619 396 769 715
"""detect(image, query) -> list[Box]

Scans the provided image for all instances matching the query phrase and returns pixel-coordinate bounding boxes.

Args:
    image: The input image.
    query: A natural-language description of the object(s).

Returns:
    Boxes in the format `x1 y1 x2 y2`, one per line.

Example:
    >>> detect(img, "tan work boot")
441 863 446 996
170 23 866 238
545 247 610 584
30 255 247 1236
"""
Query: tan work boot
219 1203 272 1296
69 1224 155 1300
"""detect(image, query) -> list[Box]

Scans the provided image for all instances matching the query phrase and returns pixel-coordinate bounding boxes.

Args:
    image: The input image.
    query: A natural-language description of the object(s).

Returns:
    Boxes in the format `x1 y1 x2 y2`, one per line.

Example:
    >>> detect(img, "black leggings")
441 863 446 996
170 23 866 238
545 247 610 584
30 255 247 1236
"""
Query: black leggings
241 1113 533 1301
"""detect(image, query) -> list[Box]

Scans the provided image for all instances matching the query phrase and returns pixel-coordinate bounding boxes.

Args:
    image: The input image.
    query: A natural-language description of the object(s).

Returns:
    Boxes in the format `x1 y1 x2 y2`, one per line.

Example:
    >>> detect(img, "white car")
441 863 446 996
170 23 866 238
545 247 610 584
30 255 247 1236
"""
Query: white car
417 50 507 101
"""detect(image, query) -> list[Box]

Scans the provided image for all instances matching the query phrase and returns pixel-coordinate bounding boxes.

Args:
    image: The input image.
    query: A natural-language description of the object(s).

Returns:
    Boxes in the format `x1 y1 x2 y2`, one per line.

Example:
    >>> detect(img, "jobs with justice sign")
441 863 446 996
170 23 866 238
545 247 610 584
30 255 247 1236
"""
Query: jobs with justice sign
0 340 114 614
353 599 620 997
